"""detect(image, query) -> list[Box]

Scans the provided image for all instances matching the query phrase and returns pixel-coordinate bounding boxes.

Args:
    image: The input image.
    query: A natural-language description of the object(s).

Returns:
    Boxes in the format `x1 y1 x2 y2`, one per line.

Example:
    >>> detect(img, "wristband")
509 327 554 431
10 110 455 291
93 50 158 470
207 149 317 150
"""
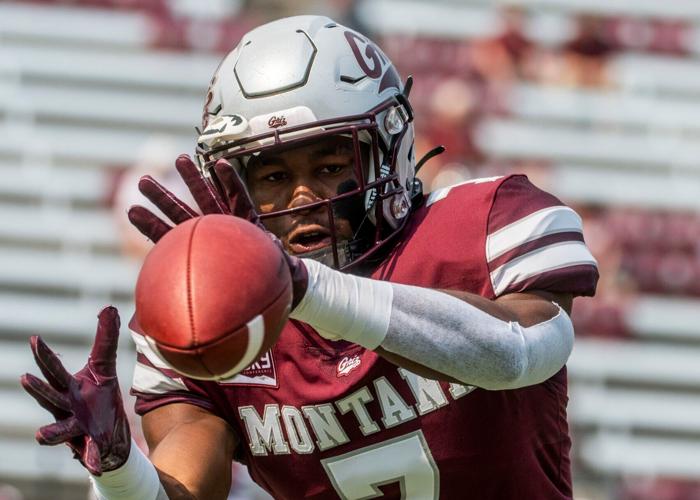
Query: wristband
90 439 164 500
290 259 393 349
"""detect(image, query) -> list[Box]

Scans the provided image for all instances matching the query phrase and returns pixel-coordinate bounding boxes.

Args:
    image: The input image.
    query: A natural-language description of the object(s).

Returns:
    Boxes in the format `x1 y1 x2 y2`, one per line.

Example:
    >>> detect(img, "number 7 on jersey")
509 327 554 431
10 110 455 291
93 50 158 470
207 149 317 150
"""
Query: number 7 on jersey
321 430 440 499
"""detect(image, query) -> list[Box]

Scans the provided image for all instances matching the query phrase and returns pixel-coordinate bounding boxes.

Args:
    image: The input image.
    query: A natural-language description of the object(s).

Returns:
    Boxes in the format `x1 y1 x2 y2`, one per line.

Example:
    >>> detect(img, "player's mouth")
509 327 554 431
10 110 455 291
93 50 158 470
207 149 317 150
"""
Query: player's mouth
288 226 332 254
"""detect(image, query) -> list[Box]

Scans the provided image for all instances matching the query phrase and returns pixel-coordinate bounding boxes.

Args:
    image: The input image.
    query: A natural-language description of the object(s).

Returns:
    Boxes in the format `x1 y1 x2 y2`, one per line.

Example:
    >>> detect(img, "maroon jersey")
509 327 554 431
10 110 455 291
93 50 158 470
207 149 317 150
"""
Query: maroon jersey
131 175 598 499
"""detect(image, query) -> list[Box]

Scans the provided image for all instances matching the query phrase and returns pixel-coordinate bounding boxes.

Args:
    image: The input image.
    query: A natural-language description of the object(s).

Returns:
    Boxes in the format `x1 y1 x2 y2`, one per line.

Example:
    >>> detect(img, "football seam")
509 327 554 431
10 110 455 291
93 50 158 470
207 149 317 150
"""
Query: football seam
187 217 203 348
155 278 292 350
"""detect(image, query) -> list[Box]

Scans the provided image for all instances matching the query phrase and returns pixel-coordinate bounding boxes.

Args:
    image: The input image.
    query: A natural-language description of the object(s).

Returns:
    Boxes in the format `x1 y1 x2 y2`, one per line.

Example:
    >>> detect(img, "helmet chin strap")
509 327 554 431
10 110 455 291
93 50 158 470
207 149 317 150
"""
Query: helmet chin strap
295 233 374 270
415 145 446 174
296 240 354 269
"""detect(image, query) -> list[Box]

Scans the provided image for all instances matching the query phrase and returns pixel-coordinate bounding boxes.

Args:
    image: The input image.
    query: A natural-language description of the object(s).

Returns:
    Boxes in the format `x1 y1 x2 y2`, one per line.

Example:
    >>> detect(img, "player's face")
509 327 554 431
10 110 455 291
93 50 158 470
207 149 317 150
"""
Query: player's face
245 136 364 256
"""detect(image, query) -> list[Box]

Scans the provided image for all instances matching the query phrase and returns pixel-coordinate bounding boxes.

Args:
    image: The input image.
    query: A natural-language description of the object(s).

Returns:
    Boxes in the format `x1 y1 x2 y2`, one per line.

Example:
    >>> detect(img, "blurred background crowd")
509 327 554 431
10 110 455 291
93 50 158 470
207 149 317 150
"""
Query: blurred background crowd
1 0 700 499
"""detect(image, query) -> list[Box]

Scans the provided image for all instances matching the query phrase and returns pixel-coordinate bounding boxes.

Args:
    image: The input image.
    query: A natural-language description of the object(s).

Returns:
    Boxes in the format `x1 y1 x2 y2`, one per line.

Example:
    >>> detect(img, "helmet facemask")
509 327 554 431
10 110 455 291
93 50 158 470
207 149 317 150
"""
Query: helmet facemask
197 95 414 270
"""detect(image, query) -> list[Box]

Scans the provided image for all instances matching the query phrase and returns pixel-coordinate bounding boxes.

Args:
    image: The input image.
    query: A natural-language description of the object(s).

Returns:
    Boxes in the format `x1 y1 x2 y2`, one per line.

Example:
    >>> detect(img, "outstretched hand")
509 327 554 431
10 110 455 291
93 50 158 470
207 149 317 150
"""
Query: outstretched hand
128 154 308 307
20 307 131 476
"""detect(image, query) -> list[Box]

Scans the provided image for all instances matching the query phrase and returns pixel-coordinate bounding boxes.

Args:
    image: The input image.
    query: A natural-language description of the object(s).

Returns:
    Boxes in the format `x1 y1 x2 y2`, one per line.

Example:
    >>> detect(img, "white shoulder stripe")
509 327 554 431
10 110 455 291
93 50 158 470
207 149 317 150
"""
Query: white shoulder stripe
132 362 188 395
490 240 597 295
426 176 504 207
130 329 171 370
487 206 582 262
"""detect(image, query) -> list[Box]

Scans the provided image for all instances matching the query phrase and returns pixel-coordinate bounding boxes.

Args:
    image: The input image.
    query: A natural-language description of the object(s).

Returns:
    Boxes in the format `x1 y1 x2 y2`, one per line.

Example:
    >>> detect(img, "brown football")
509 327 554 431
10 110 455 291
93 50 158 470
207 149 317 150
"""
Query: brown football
134 214 292 380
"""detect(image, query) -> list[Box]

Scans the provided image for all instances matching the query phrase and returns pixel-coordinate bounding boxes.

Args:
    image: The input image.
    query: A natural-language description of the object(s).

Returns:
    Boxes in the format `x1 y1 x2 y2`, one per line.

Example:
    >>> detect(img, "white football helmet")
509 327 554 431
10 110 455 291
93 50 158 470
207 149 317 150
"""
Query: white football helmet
196 15 419 269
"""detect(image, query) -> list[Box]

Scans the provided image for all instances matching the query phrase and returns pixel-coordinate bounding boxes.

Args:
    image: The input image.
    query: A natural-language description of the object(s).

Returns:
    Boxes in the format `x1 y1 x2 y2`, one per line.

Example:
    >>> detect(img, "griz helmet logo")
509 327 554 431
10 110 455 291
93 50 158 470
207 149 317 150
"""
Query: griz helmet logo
344 31 401 94
201 73 222 130
267 116 287 128
200 114 244 136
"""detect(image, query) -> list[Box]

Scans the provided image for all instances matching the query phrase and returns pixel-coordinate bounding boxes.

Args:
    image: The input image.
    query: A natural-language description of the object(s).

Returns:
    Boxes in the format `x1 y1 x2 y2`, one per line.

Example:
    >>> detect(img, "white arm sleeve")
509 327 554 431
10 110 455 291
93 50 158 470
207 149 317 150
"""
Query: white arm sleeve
90 440 169 500
291 259 574 390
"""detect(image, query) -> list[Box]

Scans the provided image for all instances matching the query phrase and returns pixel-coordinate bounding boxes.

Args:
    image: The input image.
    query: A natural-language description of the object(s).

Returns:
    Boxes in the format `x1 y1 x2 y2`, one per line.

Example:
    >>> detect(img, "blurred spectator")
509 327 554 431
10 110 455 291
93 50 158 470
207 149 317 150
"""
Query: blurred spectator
522 46 570 87
610 17 689 56
561 15 615 87
561 203 700 337
620 476 700 500
565 15 614 58
424 76 484 169
111 135 196 260
567 203 633 338
470 36 518 86
571 295 629 339
470 6 534 84
493 6 535 78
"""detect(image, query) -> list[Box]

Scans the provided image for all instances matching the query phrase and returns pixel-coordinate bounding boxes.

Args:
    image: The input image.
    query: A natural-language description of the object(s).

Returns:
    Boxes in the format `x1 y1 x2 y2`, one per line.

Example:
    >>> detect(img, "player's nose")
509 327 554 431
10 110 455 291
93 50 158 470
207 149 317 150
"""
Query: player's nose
288 184 325 214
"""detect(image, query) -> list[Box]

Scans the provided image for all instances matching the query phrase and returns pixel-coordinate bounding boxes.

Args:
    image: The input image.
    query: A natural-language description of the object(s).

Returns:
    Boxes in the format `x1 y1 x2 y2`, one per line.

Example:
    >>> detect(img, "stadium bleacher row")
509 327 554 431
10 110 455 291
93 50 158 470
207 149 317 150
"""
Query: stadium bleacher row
1 1 700 499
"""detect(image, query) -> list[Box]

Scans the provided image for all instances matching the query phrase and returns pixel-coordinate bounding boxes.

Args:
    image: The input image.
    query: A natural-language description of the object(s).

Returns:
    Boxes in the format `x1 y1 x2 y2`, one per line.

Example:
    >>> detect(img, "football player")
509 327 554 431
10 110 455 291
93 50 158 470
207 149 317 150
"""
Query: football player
22 16 598 500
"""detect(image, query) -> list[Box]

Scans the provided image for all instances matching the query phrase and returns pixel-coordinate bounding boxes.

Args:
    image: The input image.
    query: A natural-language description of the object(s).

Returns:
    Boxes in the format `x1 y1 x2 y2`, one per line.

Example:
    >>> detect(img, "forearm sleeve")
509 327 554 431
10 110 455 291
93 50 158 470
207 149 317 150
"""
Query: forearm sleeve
291 259 574 390
90 440 169 500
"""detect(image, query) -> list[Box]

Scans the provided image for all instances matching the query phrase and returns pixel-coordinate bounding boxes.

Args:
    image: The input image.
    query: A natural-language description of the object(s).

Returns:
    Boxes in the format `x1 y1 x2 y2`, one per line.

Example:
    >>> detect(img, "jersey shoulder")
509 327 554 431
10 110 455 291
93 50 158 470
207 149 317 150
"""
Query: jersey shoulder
128 314 217 416
381 174 598 297
421 175 507 210
373 176 506 292
482 174 598 297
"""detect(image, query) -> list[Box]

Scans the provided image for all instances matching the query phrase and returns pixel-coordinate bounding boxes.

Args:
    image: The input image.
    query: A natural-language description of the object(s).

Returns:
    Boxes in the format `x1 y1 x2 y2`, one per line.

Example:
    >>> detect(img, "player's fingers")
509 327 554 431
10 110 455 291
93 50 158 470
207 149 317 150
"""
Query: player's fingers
82 437 102 476
89 306 119 378
213 160 260 224
36 417 83 445
20 373 71 417
127 205 172 242
175 154 228 215
138 175 198 224
30 336 72 391
211 159 237 199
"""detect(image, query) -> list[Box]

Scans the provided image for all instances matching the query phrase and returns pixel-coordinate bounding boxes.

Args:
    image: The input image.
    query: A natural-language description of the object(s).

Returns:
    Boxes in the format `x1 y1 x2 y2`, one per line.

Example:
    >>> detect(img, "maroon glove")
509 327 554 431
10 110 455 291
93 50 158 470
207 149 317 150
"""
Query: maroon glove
20 307 130 476
128 155 308 307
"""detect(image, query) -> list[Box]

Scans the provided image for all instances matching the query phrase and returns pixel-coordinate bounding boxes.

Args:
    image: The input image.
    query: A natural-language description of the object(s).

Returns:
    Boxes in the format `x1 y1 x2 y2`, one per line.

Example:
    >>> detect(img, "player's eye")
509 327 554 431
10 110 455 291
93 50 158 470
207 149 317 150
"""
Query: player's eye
261 170 289 183
319 163 349 175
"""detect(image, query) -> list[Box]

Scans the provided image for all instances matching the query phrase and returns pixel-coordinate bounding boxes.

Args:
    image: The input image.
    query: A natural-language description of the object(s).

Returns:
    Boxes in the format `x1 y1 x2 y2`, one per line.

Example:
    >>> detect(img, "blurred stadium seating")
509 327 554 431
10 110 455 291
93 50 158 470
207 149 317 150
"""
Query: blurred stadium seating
1 0 700 499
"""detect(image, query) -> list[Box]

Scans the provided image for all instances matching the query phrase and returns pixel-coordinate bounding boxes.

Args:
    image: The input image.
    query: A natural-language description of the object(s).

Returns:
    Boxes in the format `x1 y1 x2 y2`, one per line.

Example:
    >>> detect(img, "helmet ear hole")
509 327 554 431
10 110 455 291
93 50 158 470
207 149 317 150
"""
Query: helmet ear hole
384 107 406 135
391 193 411 220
